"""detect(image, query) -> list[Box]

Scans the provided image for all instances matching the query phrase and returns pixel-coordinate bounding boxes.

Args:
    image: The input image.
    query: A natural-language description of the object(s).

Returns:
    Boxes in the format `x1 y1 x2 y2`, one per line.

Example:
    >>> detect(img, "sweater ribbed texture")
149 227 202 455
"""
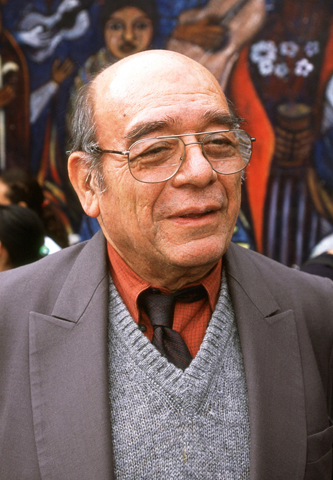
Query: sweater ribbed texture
107 268 250 479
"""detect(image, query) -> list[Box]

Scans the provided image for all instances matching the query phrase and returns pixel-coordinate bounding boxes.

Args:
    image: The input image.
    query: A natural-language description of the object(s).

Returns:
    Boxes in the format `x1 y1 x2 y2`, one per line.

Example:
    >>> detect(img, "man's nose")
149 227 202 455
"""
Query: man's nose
172 141 217 188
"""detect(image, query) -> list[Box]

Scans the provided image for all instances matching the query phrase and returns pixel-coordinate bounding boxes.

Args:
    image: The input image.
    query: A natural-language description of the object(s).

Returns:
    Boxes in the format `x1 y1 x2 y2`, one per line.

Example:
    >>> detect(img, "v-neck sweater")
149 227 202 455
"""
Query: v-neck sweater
107 268 250 479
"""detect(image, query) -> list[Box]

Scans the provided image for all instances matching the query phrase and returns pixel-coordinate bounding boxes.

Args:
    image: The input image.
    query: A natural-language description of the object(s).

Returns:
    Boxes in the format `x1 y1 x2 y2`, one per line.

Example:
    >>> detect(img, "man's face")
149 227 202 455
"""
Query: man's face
82 54 242 289
104 7 153 59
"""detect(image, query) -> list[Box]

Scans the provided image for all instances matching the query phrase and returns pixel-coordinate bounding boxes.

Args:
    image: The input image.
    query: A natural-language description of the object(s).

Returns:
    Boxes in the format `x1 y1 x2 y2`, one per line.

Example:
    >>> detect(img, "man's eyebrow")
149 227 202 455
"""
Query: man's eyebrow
125 112 241 143
125 120 175 141
203 111 242 128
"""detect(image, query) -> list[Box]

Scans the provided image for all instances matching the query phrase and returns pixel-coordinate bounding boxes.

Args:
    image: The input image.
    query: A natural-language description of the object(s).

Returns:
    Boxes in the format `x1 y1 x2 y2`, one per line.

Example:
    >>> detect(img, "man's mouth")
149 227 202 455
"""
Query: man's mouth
179 210 215 219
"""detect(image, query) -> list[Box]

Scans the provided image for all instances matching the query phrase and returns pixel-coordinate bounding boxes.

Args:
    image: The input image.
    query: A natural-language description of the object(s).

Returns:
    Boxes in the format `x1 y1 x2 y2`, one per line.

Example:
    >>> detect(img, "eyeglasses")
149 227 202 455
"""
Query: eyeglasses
94 129 255 184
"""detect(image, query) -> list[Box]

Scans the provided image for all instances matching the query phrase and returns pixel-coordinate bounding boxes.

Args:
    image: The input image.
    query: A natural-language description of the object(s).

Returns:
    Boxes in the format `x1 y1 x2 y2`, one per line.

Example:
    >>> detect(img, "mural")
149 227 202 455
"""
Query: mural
1 0 333 266
228 0 333 266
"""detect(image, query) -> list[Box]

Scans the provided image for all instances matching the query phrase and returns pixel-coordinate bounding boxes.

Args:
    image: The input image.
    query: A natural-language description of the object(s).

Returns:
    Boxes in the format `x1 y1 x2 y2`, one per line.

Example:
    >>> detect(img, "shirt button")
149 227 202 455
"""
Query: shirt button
138 324 147 332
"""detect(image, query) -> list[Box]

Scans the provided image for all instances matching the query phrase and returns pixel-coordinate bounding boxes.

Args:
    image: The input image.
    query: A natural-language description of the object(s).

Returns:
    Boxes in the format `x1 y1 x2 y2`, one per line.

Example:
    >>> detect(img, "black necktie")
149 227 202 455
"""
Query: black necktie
139 285 207 370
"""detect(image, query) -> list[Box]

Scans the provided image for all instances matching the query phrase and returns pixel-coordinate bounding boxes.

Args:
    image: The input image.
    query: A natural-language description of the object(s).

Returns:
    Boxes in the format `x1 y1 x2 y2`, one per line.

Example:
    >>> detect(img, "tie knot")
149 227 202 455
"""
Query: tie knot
139 284 207 328
138 285 206 370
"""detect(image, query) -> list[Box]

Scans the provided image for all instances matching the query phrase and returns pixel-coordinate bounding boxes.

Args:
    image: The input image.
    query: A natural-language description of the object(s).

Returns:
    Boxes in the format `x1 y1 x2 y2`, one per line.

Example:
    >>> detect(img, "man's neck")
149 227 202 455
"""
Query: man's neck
106 241 220 292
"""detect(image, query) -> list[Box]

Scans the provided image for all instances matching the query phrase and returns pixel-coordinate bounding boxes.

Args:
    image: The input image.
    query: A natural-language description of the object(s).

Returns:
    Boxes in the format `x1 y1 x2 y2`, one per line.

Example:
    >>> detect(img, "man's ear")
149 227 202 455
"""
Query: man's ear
68 152 100 218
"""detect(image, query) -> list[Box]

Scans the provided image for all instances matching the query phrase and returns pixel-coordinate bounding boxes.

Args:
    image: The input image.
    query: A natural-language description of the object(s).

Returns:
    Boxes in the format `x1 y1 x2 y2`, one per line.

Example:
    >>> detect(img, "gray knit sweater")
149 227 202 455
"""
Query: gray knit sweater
107 269 250 479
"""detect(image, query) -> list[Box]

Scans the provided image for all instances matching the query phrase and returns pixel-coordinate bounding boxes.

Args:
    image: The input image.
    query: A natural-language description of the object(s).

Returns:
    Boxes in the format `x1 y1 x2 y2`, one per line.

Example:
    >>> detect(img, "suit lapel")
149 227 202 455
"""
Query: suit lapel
29 232 114 480
225 244 307 480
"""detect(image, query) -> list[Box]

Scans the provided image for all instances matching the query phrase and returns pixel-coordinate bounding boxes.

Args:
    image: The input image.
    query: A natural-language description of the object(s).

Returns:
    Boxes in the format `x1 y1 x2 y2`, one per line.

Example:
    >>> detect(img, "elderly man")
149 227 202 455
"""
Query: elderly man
0 50 333 480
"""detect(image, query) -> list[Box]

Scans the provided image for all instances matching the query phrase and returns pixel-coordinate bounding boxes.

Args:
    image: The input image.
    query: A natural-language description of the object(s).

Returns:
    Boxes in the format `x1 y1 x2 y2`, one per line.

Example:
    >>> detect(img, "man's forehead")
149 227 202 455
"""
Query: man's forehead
93 51 229 140
94 50 224 107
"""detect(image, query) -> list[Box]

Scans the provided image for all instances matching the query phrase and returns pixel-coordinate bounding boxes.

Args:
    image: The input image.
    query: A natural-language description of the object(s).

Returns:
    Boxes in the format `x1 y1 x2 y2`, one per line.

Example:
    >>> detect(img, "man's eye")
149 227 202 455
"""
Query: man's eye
205 137 230 148
138 143 171 159
130 141 177 166
204 137 238 158
209 138 227 145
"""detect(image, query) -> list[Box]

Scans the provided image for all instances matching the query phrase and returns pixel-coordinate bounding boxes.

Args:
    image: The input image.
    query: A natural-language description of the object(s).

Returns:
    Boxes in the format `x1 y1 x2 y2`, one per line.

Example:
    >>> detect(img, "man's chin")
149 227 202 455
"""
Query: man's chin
164 237 228 269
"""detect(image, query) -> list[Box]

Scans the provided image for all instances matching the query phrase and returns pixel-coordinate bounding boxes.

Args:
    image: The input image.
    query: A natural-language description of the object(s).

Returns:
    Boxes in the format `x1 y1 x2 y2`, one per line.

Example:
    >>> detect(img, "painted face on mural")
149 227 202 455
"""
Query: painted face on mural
104 7 154 59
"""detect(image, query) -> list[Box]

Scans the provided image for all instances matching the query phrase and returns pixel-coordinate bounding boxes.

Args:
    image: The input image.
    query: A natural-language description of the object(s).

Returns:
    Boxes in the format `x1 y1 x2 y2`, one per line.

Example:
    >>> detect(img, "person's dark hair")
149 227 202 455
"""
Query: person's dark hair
0 205 45 268
100 0 158 33
0 169 69 248
69 81 106 192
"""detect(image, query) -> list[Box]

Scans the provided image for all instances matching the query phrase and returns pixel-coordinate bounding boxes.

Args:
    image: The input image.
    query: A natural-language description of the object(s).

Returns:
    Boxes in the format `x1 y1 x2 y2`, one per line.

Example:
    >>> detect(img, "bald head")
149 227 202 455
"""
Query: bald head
95 49 222 92
93 49 224 116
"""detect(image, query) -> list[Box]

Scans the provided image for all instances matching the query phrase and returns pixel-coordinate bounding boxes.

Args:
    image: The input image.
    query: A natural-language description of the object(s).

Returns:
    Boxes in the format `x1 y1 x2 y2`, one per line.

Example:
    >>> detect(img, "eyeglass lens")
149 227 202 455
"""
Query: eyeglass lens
128 130 252 183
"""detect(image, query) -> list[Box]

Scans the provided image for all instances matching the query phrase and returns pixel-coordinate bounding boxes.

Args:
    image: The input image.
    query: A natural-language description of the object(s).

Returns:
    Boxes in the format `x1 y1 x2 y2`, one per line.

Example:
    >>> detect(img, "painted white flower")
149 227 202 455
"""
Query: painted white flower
294 58 314 77
274 62 289 78
250 41 277 64
258 59 274 76
305 41 320 57
280 41 299 58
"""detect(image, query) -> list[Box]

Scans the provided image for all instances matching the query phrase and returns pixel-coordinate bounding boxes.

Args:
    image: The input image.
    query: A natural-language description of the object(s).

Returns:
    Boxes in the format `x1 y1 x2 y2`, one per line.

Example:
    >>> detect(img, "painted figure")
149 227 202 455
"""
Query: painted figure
2 0 102 231
0 1 29 171
14 0 92 63
71 0 157 94
229 0 333 266
167 0 266 90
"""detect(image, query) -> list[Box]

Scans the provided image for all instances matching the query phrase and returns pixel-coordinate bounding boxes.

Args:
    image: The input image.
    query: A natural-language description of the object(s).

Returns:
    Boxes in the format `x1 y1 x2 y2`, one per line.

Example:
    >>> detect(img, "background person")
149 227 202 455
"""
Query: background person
0 168 69 252
300 249 333 280
0 204 44 271
0 50 333 479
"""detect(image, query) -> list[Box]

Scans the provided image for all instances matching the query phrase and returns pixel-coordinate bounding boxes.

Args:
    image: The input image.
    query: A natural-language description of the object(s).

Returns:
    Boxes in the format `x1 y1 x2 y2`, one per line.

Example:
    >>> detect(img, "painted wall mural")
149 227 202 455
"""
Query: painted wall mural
1 0 333 266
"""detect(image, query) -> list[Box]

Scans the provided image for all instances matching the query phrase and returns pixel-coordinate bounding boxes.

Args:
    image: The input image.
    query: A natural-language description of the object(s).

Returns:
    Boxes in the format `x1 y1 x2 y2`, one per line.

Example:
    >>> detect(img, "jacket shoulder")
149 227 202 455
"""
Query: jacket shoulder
0 231 107 318
227 242 333 294
0 240 85 291
226 243 333 344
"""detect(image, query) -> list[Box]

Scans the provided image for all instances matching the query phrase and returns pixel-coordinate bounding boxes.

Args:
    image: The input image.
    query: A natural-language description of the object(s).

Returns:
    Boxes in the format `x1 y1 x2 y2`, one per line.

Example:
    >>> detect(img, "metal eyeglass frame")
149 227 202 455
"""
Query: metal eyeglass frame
93 129 256 184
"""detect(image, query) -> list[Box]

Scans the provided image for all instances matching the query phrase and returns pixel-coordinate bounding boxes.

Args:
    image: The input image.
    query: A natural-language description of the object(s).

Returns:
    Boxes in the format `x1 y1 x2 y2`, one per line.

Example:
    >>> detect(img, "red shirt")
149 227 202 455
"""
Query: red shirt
107 243 222 357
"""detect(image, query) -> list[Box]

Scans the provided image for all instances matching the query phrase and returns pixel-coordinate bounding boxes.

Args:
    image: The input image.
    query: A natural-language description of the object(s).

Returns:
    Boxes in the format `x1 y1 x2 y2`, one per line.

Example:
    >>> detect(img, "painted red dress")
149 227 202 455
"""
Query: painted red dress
229 0 333 266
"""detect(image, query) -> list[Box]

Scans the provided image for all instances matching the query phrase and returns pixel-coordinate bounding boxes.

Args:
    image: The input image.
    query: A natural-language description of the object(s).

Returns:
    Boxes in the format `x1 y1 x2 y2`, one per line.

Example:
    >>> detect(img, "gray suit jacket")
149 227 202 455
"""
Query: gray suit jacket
1 231 333 480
